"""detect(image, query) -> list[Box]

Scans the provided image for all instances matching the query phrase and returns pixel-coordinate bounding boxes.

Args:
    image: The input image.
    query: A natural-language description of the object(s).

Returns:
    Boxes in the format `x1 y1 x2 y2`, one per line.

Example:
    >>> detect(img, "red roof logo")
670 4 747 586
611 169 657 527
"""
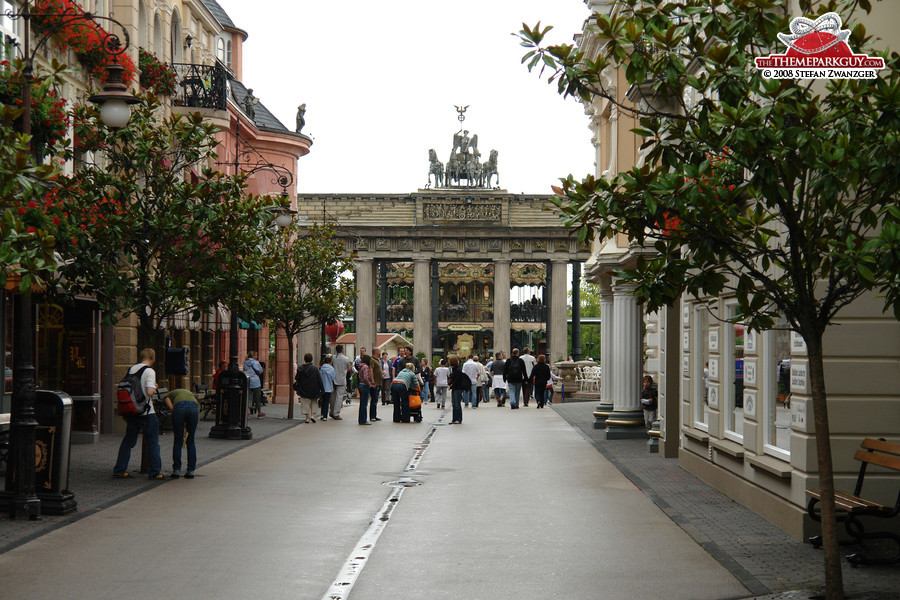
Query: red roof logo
755 12 884 79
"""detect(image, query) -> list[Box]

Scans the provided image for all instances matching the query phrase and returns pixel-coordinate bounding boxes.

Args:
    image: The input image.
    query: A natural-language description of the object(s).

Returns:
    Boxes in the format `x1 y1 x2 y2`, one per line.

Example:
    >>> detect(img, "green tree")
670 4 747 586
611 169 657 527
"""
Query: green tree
56 96 281 348
519 2 900 598
568 280 601 359
246 222 356 419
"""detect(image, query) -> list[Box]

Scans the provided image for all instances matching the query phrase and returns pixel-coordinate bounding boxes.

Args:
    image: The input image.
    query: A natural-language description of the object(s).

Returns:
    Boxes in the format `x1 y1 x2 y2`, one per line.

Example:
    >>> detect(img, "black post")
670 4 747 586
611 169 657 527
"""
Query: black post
572 261 582 361
431 260 440 355
209 311 250 439
379 261 388 333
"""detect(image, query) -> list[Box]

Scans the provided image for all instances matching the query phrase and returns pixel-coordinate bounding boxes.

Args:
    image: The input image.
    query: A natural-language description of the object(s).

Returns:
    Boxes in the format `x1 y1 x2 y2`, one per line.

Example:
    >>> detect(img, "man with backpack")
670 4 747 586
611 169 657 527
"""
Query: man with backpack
113 348 164 480
503 348 526 409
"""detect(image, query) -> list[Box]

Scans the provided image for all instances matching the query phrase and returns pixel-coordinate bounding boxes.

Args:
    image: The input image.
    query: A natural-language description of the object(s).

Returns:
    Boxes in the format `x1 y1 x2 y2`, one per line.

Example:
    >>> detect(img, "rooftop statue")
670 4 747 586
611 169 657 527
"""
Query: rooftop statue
428 107 499 188
296 103 306 133
243 89 259 120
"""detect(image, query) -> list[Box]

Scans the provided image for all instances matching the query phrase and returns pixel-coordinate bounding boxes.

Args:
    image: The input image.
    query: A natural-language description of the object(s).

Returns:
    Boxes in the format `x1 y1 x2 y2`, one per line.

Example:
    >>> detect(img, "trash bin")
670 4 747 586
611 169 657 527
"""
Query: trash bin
209 369 251 440
71 393 100 444
35 390 77 515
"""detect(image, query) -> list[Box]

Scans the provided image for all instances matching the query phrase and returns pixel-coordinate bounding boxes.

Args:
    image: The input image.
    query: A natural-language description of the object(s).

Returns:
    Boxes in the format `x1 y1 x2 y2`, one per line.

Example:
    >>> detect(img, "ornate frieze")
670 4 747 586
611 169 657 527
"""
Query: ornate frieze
423 202 502 222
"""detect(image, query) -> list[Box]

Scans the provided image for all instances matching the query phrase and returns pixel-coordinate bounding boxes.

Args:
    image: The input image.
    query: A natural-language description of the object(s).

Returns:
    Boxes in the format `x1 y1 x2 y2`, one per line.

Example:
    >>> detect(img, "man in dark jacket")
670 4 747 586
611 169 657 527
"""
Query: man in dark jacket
503 348 526 409
294 353 323 423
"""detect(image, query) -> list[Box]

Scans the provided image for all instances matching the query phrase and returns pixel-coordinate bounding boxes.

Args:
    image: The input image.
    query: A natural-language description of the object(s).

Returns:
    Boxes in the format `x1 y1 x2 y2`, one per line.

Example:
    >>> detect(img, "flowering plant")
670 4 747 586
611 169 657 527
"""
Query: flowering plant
0 58 69 160
31 0 136 85
139 49 177 96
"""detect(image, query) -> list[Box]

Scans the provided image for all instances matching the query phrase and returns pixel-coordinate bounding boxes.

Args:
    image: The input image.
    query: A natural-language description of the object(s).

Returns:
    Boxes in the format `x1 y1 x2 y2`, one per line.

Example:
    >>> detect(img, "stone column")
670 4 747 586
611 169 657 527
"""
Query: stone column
379 261 388 333
549 260 568 362
493 259 511 355
356 258 376 354
413 259 432 356
572 261 582 361
606 277 646 439
593 273 615 429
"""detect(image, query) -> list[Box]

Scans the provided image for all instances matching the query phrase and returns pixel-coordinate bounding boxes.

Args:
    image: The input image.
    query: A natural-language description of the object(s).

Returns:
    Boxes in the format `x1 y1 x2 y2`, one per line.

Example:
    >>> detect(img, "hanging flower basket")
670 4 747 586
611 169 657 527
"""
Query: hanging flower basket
32 0 136 86
138 49 177 96
0 58 69 159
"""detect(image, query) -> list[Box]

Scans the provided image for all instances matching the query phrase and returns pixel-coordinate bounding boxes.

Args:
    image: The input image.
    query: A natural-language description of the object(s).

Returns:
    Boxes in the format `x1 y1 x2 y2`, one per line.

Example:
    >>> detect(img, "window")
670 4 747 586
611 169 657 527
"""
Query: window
1 1 20 63
216 38 226 63
226 40 232 69
762 325 792 459
723 304 744 442
693 304 709 429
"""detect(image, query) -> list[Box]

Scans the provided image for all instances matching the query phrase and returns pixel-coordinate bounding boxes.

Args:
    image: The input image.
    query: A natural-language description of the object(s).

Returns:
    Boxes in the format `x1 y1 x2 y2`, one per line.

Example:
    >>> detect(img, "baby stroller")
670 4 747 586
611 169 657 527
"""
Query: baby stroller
408 385 424 423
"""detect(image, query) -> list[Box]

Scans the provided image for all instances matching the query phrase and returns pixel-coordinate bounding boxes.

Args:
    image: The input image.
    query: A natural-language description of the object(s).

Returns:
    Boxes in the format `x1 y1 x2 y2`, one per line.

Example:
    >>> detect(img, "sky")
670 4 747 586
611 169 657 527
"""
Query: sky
213 0 596 195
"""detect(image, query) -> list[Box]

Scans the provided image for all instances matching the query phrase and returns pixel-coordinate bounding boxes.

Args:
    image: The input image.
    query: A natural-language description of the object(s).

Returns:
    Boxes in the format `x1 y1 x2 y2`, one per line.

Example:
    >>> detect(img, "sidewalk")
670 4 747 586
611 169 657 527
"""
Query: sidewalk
553 401 900 600
0 398 898 599
0 401 301 553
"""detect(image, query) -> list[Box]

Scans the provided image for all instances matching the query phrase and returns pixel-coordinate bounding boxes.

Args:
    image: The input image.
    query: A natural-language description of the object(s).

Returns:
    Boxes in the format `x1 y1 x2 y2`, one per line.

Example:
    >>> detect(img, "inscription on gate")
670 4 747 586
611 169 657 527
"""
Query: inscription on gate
423 202 502 222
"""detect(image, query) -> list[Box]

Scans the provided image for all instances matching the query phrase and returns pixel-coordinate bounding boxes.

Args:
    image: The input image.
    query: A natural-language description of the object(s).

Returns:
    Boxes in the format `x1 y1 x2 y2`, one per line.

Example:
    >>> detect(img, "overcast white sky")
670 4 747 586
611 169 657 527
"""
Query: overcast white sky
214 0 595 195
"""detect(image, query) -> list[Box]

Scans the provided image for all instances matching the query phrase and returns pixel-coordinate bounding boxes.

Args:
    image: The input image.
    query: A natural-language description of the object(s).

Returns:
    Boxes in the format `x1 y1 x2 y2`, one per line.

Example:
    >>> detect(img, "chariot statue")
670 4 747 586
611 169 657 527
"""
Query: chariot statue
425 108 500 189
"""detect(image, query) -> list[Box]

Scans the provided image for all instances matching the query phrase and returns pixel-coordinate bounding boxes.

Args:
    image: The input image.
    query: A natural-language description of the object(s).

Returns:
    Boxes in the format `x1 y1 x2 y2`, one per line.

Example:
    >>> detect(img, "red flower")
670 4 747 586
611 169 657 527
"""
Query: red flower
26 227 36 234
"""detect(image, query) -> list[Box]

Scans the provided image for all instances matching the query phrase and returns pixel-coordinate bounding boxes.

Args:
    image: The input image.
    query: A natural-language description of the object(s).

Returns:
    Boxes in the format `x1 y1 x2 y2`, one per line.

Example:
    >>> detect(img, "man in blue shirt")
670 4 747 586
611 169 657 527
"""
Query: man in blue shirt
244 351 264 418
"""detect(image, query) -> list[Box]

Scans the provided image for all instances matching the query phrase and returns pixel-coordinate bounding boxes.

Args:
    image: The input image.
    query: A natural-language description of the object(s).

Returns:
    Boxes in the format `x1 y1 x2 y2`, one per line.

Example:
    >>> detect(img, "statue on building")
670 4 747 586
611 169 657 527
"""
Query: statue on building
483 149 499 187
243 89 259 120
296 103 306 133
428 149 444 188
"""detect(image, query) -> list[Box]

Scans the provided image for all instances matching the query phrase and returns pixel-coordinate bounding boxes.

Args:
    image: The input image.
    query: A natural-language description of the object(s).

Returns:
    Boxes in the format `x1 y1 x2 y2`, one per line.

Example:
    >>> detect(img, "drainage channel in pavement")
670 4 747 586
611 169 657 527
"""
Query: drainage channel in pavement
320 413 445 600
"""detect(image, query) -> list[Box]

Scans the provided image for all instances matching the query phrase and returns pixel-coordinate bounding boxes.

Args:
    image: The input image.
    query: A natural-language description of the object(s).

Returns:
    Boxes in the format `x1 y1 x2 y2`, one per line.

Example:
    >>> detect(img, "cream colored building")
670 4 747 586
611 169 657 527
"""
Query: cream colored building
578 0 900 538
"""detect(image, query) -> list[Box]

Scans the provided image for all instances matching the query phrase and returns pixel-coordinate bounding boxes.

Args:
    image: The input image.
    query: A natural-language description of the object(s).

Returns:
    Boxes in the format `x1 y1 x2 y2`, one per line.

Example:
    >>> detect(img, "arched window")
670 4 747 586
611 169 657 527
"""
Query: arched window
216 38 226 63
138 1 148 50
153 13 162 57
226 40 233 69
170 10 182 64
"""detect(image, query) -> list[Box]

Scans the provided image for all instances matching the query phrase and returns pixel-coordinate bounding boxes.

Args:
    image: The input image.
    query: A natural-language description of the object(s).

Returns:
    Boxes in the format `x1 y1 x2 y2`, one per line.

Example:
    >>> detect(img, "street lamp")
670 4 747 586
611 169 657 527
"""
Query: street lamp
209 123 296 439
0 1 138 520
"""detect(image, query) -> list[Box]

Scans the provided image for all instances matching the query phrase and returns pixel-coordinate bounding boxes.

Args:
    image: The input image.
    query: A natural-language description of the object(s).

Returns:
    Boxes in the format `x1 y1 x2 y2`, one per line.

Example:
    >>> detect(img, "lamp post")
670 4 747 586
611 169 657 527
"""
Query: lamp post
209 120 295 439
0 2 138 520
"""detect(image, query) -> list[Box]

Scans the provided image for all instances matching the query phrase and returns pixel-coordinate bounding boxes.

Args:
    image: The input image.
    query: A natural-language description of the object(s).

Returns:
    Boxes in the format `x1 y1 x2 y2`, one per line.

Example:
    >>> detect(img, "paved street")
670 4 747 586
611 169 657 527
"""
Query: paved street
1 399 898 599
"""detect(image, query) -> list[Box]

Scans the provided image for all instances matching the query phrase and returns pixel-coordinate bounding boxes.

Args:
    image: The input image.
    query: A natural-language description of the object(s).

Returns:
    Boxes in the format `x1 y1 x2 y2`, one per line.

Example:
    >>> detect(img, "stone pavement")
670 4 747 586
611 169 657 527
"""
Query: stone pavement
0 401 301 553
0 398 898 599
552 402 900 600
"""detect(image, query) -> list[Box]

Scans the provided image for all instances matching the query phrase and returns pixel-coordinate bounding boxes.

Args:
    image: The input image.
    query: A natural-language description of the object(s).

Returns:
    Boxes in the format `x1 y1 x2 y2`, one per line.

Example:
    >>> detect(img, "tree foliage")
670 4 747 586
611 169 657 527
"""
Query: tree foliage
0 60 72 292
519 1 900 598
246 222 356 418
56 96 282 346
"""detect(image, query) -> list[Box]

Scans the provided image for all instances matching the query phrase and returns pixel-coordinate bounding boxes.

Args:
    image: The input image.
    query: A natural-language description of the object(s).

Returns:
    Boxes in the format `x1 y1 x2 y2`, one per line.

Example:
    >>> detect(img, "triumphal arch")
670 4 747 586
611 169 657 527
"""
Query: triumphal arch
295 121 589 362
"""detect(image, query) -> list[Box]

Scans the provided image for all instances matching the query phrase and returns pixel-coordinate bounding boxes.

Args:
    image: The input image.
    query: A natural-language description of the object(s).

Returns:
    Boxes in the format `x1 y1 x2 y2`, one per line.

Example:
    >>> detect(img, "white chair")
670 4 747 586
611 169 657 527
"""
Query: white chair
583 366 601 392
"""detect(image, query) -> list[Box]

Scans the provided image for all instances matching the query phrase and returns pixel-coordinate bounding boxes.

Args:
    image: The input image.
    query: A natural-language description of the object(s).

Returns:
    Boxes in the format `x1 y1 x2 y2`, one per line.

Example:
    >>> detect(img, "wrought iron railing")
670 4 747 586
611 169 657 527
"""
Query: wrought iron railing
172 63 227 111
511 302 545 323
439 302 493 323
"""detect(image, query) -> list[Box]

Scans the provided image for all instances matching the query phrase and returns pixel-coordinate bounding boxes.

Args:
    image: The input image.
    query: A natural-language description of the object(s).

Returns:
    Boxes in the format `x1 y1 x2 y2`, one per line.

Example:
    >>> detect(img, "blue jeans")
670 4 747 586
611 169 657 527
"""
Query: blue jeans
451 389 465 423
508 382 522 408
421 382 429 403
114 414 161 476
391 382 410 422
358 384 371 424
171 401 199 473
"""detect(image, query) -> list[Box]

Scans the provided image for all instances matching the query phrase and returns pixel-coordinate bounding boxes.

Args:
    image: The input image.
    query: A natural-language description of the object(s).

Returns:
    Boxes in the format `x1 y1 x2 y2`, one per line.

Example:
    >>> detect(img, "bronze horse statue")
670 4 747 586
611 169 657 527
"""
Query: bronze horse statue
428 149 444 187
483 149 499 187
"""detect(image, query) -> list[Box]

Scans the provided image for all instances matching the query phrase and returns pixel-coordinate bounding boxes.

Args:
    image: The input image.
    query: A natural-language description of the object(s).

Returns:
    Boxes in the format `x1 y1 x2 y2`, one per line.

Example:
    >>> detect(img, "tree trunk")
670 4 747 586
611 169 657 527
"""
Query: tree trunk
286 331 295 420
806 333 845 600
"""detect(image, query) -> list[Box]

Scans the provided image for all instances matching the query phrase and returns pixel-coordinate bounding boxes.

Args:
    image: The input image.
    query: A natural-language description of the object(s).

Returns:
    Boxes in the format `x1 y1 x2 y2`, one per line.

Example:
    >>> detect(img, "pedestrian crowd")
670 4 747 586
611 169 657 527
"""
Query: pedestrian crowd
111 345 563 481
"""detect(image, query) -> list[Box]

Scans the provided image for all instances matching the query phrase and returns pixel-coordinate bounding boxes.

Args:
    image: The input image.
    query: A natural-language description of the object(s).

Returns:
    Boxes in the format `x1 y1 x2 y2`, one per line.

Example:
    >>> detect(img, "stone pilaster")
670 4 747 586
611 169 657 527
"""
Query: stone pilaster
356 258 376 354
549 260 568 362
606 277 646 439
413 259 432 356
493 259 511 355
594 273 614 429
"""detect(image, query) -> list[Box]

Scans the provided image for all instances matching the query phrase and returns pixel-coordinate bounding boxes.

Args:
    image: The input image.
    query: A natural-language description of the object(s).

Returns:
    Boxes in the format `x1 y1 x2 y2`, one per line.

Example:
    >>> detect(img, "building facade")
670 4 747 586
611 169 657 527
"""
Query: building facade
1 0 310 441
578 0 900 538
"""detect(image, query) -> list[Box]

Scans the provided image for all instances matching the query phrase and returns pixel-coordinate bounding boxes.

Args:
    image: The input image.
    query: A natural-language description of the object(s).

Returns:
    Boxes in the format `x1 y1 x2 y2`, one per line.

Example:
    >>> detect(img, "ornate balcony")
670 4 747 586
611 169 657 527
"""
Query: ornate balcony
172 63 228 111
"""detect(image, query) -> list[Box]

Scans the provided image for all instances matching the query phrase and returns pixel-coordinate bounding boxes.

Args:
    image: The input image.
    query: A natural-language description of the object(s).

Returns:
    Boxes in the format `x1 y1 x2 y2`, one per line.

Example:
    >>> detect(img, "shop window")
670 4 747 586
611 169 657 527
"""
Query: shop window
692 305 709 429
763 325 792 459
723 304 744 442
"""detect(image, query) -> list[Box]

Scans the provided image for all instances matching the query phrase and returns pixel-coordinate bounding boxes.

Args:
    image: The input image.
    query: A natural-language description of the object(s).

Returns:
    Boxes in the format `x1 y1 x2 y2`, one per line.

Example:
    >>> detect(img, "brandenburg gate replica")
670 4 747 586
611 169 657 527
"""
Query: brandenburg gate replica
293 113 590 366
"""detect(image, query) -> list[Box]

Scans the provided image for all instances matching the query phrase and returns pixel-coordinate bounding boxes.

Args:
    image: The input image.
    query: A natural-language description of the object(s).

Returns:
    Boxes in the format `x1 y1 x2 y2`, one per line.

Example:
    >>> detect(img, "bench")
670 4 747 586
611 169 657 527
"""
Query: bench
194 383 216 420
807 438 900 566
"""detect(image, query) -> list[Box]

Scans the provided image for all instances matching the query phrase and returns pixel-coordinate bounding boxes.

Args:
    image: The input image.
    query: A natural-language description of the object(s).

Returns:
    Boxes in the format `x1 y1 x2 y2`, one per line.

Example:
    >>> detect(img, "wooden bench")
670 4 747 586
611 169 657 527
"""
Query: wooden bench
807 438 900 566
